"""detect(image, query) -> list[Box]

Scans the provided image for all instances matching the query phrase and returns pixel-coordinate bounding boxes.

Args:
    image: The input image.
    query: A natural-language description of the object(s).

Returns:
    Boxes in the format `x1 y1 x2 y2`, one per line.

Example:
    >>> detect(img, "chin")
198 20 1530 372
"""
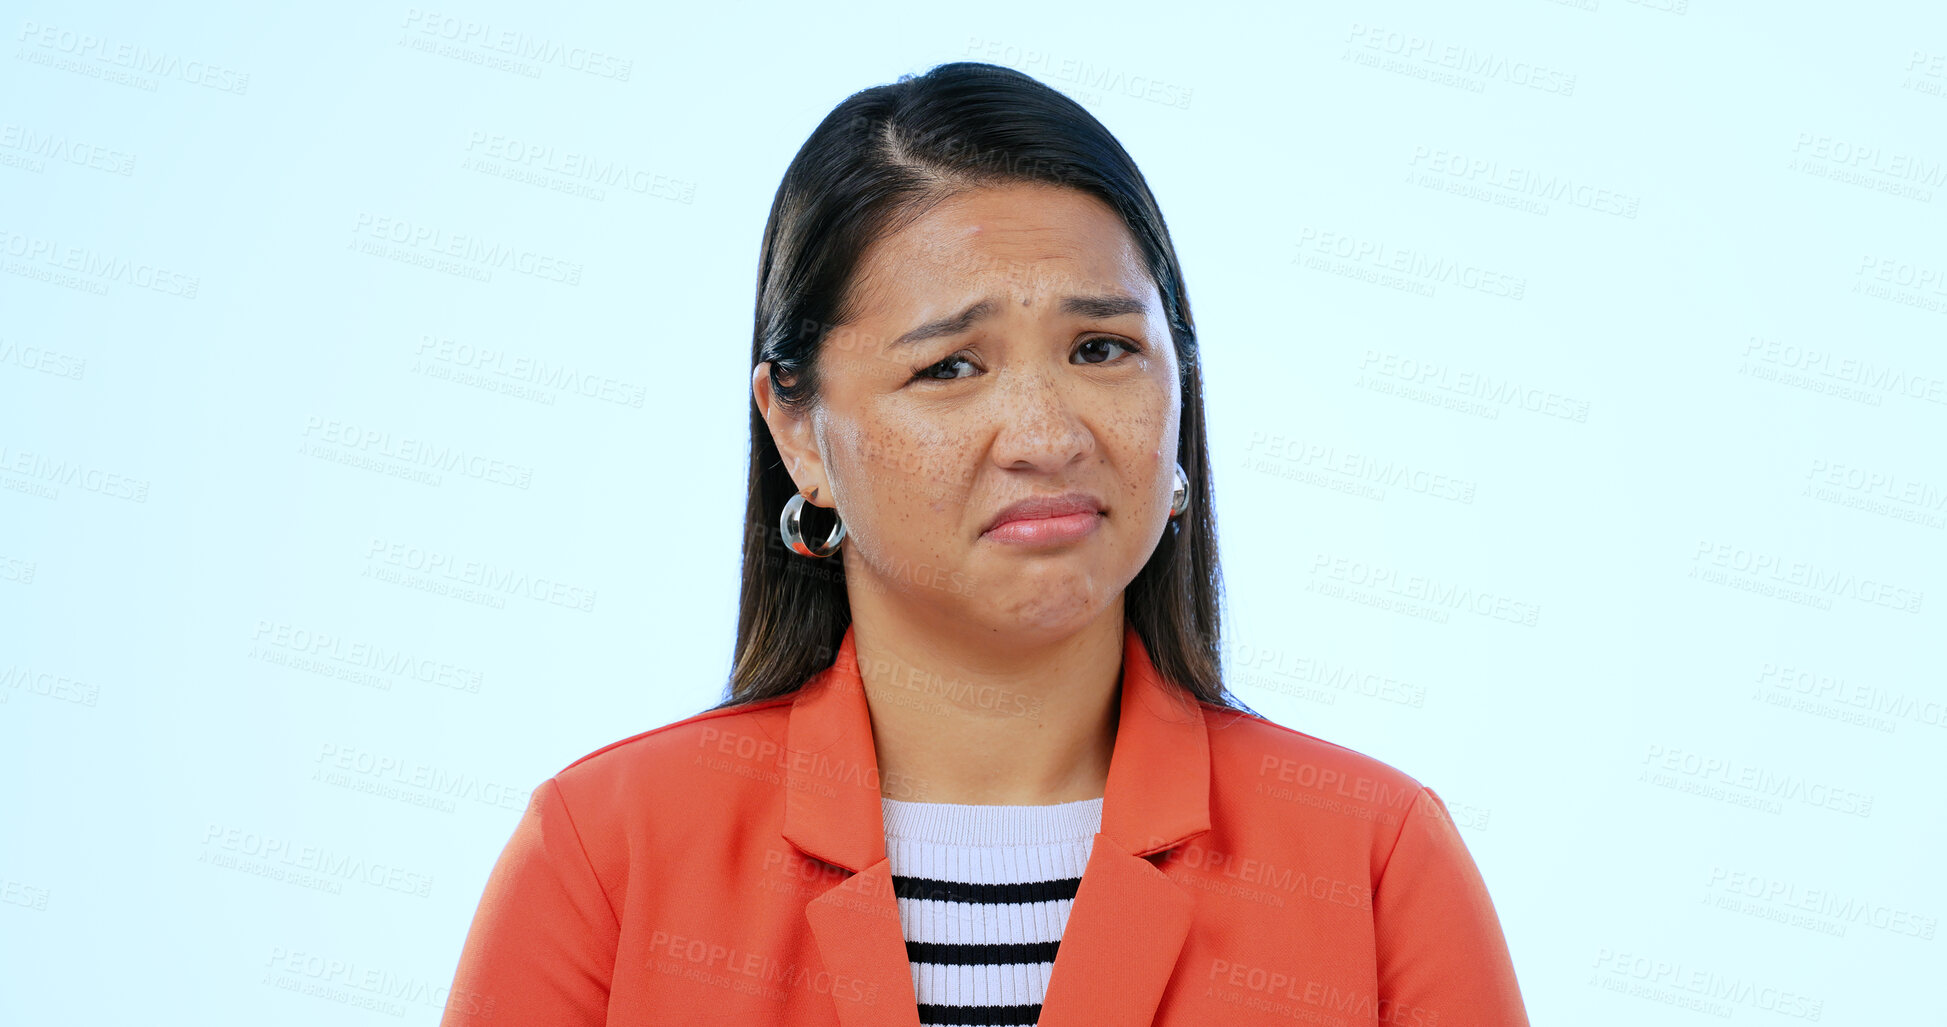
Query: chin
982 577 1114 636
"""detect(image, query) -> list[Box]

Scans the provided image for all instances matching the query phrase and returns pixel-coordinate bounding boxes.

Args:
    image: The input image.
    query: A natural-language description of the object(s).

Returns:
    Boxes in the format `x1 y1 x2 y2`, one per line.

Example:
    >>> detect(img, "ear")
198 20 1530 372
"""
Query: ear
752 361 833 507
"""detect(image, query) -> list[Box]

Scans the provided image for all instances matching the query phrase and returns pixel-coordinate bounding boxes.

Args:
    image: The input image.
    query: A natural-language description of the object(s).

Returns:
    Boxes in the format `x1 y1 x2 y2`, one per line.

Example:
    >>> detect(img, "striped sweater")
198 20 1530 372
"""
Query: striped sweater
880 796 1103 1027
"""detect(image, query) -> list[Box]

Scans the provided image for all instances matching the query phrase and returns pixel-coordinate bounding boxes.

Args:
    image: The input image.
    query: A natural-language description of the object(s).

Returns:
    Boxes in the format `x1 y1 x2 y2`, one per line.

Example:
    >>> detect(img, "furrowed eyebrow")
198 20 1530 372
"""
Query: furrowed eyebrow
1058 293 1147 321
885 294 1148 351
888 299 997 351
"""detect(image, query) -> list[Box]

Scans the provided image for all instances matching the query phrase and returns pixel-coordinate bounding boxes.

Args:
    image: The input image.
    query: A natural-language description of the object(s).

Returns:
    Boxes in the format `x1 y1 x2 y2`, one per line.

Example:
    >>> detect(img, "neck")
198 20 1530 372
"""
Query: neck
846 593 1124 807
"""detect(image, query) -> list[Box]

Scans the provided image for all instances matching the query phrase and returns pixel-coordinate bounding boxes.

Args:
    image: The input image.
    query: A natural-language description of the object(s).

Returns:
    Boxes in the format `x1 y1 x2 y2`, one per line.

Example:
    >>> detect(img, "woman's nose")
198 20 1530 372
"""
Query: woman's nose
986 368 1092 471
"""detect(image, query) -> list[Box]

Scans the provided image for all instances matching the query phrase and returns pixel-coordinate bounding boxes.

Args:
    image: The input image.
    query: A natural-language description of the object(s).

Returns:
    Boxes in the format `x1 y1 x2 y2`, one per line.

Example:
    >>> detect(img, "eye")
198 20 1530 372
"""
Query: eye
907 336 1141 385
1075 335 1140 365
910 351 979 382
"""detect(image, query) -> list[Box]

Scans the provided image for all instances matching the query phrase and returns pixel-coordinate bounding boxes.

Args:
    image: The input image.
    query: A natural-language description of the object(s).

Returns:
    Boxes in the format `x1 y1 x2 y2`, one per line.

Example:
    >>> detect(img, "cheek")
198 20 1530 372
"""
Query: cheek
840 420 975 524
1099 392 1175 492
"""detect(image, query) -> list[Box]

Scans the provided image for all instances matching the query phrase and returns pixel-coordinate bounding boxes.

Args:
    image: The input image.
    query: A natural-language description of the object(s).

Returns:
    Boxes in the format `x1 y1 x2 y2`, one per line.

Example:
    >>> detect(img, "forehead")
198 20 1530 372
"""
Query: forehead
846 182 1153 319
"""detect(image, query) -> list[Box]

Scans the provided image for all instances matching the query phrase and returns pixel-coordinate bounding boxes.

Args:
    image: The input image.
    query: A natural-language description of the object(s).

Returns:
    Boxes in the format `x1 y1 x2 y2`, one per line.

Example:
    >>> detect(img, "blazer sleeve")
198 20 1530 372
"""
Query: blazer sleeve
439 776 620 1026
1372 786 1530 1027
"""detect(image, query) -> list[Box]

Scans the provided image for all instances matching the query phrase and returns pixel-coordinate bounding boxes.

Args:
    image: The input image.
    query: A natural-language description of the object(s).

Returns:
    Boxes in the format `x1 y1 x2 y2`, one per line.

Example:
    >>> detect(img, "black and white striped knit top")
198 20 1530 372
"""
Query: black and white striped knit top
880 795 1103 1027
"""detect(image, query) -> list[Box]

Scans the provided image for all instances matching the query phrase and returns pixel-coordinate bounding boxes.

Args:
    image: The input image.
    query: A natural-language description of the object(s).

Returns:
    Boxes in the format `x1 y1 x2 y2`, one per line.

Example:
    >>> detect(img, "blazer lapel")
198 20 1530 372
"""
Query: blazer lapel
782 620 1214 1027
803 855 923 1027
782 626 918 1027
1038 622 1211 1025
1035 842 1197 1025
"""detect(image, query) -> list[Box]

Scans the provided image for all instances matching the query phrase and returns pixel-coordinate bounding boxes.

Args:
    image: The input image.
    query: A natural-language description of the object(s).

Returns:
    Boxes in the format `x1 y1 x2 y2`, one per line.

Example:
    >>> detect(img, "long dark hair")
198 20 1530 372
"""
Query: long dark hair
713 61 1256 718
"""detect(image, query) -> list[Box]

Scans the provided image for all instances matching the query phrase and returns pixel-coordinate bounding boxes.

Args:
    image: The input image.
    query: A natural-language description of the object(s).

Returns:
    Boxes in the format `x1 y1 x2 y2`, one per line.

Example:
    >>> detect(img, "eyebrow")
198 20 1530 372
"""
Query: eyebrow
886 293 1149 351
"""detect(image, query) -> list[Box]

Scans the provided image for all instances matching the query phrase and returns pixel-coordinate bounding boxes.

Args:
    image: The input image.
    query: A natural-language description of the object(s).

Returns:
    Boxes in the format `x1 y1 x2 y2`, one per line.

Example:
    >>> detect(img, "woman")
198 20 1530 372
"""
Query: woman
440 61 1530 1027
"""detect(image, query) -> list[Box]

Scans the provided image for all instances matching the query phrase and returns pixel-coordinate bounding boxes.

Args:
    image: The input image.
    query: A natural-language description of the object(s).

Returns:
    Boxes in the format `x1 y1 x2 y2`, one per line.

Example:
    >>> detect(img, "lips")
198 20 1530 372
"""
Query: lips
981 491 1106 534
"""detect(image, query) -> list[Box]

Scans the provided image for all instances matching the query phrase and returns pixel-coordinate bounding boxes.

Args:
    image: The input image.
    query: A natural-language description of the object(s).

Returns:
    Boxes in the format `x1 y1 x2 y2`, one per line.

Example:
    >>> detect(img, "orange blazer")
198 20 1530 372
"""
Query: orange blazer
440 622 1530 1026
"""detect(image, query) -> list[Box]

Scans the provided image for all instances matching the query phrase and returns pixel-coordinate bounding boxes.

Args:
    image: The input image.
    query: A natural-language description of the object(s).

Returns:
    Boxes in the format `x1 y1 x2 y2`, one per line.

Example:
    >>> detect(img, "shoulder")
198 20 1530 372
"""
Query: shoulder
1200 704 1433 845
1203 704 1425 796
543 696 798 828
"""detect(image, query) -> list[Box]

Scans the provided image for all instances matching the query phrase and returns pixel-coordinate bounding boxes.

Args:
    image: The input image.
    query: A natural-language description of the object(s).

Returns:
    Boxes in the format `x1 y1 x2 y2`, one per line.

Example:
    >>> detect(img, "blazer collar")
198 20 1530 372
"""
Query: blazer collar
780 618 1212 872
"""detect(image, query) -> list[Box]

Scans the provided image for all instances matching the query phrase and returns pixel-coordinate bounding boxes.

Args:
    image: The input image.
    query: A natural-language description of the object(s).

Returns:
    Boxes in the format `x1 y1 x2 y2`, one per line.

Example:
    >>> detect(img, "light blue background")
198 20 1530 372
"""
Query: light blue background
3 1 1942 1023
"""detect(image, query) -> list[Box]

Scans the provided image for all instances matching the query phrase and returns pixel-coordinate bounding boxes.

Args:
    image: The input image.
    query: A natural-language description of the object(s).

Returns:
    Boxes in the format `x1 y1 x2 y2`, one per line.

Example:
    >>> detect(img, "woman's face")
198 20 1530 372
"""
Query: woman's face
756 181 1181 641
